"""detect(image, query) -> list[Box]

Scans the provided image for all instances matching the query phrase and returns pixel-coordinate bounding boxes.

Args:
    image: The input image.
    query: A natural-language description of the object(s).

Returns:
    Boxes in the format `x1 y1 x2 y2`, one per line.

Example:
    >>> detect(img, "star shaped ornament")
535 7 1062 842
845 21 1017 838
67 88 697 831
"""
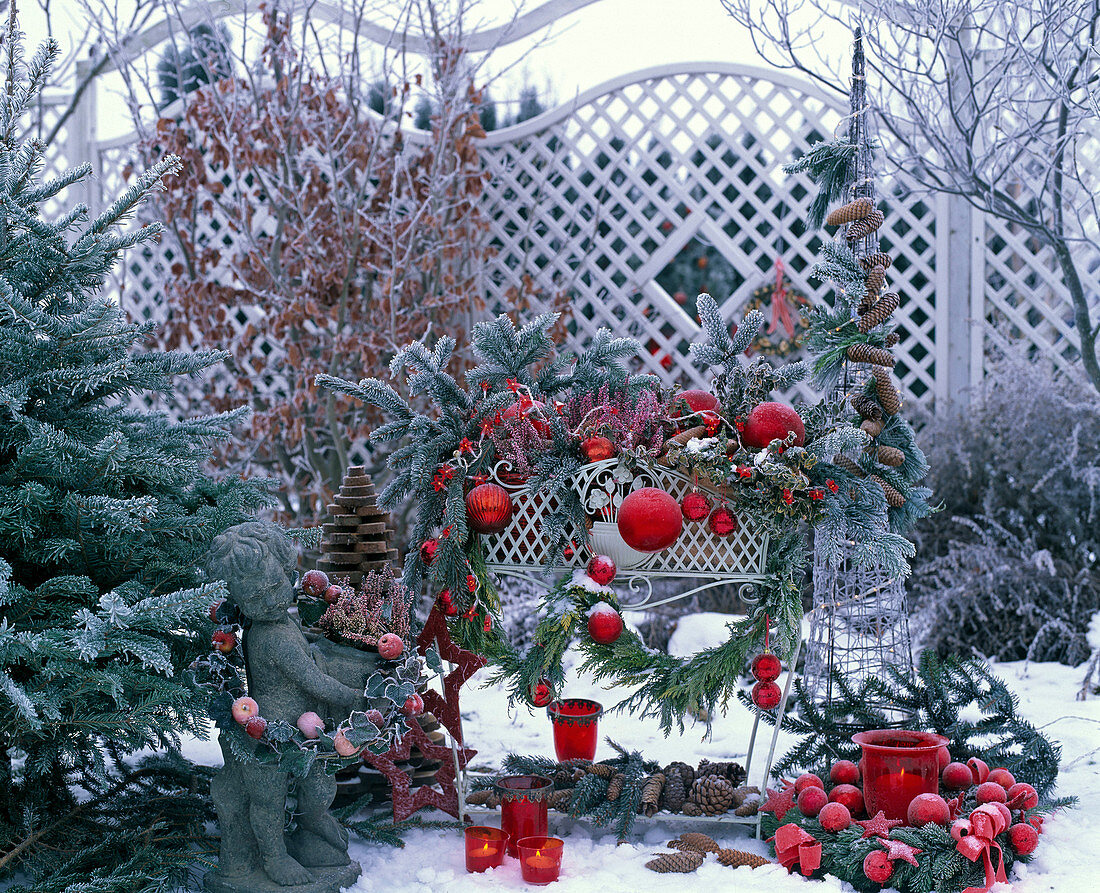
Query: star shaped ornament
760 781 798 822
856 810 904 838
881 837 923 867
416 605 487 745
361 715 476 822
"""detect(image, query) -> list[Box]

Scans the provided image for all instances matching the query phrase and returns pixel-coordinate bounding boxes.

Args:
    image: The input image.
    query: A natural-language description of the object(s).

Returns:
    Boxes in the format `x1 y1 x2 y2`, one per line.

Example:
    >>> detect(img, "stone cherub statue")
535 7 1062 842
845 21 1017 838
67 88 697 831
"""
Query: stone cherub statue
204 521 363 893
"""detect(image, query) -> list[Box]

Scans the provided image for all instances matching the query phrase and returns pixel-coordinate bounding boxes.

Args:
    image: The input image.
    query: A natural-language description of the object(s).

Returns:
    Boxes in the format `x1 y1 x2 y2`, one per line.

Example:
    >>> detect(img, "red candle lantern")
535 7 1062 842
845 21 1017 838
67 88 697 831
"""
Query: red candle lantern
518 835 564 885
464 826 508 873
852 730 948 823
496 775 552 857
547 698 603 762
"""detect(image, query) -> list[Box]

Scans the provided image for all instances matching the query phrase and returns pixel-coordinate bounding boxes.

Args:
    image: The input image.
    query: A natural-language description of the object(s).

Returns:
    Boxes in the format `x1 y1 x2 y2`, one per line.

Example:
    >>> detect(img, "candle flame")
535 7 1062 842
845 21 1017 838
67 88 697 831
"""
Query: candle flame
536 848 542 858
482 841 490 853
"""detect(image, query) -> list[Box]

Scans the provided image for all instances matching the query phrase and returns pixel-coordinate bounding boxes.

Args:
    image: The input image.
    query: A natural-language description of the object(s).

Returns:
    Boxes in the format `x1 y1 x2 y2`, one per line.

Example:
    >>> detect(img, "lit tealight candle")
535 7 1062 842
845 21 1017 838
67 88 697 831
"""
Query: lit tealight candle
518 836 563 884
464 826 507 873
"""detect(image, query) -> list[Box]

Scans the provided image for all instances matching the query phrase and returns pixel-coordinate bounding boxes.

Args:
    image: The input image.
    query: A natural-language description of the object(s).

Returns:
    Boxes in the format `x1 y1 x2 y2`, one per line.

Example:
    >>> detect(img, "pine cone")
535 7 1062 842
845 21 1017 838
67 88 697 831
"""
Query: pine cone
681 801 703 816
859 291 900 332
606 773 626 802
874 366 902 415
869 475 906 507
731 784 760 807
870 444 905 467
552 768 575 787
847 343 896 368
689 775 735 816
673 833 720 854
884 331 900 347
586 763 614 779
640 773 665 817
664 761 695 789
826 197 874 226
465 789 495 806
863 264 886 303
847 208 885 241
659 772 687 813
851 394 883 422
646 851 705 873
860 418 884 438
547 788 573 811
717 849 770 869
860 251 893 271
834 454 866 478
734 801 759 817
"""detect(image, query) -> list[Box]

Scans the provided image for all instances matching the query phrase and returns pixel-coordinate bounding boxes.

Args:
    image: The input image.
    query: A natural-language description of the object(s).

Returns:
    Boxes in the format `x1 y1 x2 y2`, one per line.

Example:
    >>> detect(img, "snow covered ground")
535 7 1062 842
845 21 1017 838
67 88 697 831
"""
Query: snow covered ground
184 613 1100 892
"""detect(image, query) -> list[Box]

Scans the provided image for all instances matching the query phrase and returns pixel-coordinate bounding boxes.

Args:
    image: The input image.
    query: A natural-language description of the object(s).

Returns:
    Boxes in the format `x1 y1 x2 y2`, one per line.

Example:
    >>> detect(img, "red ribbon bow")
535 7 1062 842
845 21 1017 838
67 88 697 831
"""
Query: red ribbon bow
770 823 822 877
952 804 1008 893
767 257 797 339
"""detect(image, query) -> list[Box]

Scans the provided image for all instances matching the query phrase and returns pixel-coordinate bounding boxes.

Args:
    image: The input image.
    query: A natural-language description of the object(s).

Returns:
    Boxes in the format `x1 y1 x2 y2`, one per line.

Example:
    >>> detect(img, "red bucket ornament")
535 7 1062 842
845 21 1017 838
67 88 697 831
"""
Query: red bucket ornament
547 698 602 761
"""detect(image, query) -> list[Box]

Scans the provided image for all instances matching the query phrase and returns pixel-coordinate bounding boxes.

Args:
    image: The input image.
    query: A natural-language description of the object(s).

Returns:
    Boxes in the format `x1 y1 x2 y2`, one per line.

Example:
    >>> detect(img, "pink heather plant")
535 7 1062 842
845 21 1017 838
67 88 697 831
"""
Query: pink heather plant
564 381 671 453
317 565 413 649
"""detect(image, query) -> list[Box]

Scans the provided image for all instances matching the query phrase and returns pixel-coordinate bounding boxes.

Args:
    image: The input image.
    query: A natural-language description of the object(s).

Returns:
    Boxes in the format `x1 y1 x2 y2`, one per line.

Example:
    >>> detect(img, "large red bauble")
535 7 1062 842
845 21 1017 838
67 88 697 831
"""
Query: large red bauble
587 602 624 645
863 850 893 884
585 555 617 586
617 487 682 552
707 505 739 537
751 680 781 710
829 783 864 816
465 483 514 534
751 651 782 683
830 760 860 786
674 389 719 416
819 801 852 832
681 491 712 522
907 793 950 827
581 435 616 463
741 401 805 449
797 785 828 818
502 399 550 436
1009 823 1039 855
942 762 973 790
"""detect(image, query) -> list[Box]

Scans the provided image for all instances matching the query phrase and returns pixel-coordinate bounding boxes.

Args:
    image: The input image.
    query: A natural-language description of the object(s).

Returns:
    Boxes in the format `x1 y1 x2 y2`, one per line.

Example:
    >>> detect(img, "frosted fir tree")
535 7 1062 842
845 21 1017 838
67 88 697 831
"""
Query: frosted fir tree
0 11 267 891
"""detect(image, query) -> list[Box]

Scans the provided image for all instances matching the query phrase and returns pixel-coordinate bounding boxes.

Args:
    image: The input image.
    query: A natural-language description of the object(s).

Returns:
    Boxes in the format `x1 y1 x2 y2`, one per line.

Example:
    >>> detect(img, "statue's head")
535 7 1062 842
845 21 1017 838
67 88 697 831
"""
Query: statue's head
206 521 299 622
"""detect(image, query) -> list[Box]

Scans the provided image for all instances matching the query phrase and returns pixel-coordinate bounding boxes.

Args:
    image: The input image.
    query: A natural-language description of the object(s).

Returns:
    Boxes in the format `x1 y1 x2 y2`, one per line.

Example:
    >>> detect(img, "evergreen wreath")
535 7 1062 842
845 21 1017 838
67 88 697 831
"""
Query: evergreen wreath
743 262 812 358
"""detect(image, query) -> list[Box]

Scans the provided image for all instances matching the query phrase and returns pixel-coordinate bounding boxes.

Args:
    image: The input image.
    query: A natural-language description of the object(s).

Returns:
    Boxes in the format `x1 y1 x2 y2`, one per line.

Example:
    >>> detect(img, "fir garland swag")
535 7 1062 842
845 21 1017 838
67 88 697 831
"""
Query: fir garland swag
317 291 931 730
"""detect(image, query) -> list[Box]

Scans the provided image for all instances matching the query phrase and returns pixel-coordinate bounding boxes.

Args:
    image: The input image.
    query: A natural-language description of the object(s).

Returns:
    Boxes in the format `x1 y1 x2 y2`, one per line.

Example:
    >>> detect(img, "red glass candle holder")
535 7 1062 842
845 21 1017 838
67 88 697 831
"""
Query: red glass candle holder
496 775 552 857
464 825 508 873
547 698 602 761
518 836 564 885
852 729 949 823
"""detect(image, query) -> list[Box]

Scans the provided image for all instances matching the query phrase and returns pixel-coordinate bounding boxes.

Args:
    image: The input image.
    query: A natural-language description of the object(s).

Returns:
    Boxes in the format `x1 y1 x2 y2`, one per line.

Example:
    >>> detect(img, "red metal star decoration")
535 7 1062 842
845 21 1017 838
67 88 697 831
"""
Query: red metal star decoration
880 837 923 867
361 715 476 822
856 810 904 838
416 605 487 745
760 780 798 822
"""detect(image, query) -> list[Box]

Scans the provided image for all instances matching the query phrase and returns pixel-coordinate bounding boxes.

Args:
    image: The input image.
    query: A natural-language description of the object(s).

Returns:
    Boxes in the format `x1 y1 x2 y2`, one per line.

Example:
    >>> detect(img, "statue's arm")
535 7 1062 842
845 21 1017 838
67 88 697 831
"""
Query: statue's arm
281 644 363 710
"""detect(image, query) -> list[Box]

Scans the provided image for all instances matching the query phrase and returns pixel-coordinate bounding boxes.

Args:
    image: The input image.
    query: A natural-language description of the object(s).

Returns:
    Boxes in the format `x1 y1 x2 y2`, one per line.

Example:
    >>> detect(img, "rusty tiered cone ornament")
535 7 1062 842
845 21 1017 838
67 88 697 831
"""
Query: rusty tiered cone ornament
316 466 400 589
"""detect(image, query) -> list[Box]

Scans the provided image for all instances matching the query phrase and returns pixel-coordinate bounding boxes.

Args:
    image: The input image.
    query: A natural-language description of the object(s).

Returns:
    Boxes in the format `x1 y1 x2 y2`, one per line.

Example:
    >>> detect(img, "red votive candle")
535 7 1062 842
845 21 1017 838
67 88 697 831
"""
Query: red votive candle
852 729 948 823
497 775 552 857
547 698 602 762
518 836 564 885
464 826 507 873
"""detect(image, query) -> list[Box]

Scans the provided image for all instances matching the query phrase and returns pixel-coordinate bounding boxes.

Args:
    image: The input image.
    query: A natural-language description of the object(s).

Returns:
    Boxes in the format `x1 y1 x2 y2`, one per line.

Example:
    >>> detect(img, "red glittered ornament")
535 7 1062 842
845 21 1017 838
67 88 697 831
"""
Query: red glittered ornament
751 651 782 682
585 554 617 586
532 679 553 708
681 491 712 522
581 435 616 463
587 602 624 645
751 680 782 710
708 505 739 537
617 487 683 552
465 483 513 534
742 401 805 449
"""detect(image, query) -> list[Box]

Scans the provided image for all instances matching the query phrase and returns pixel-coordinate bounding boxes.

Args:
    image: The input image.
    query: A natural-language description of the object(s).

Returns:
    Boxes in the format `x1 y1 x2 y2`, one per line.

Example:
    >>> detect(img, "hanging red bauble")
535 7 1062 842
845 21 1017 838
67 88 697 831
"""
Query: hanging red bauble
741 401 806 449
465 483 514 534
751 680 782 710
587 602 624 645
708 505 739 537
581 435 616 463
617 487 682 552
420 538 438 565
751 651 782 683
501 399 550 436
585 554 617 586
532 679 553 708
681 491 712 521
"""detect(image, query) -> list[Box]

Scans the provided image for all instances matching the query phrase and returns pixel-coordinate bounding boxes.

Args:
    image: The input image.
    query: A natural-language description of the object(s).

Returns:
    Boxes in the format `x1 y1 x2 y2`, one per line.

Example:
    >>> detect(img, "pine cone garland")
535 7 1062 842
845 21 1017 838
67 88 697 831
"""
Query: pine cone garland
851 394 883 422
860 418 884 438
847 208 885 241
858 291 900 332
606 773 626 802
874 366 902 415
717 849 770 869
864 264 886 303
674 833 720 854
659 772 687 813
826 197 874 226
870 444 905 467
860 251 893 270
847 343 896 368
689 775 735 815
646 851 705 873
640 773 665 817
869 475 906 507
834 455 867 478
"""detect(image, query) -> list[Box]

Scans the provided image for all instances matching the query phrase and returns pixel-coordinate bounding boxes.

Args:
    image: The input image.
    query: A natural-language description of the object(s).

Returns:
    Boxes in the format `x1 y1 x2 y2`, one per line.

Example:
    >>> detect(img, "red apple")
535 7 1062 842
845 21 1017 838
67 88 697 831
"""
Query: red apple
231 696 259 724
244 715 267 739
212 630 237 654
296 711 324 738
402 693 424 717
377 633 404 661
300 569 330 597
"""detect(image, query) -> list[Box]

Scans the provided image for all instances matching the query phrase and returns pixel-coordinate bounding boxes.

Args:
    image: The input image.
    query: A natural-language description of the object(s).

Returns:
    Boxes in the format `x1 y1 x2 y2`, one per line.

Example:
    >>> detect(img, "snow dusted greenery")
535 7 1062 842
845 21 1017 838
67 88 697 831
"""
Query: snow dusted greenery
911 349 1100 664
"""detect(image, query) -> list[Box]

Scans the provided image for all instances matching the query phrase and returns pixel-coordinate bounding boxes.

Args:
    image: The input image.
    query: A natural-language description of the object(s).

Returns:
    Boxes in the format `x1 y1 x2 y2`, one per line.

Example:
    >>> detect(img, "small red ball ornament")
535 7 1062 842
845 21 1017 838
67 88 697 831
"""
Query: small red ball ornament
741 401 806 449
585 554 617 586
501 398 551 436
465 483 514 534
707 505 739 537
1007 782 1038 810
863 850 894 884
420 538 439 565
377 633 404 661
976 781 1007 804
402 693 424 717
751 680 781 710
532 679 553 708
942 762 973 790
937 746 952 771
1009 822 1039 855
751 651 782 683
819 801 852 832
617 487 683 552
797 785 828 818
830 760 860 786
987 768 1016 790
794 773 824 794
828 783 865 816
244 716 267 739
587 602 624 645
581 435 616 463
907 793 950 827
681 491 712 521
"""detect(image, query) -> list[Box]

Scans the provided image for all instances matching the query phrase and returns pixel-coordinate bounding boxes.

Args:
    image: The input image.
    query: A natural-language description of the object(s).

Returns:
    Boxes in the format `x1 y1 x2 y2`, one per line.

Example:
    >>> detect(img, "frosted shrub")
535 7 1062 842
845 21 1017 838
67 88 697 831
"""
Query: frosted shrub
911 349 1100 664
